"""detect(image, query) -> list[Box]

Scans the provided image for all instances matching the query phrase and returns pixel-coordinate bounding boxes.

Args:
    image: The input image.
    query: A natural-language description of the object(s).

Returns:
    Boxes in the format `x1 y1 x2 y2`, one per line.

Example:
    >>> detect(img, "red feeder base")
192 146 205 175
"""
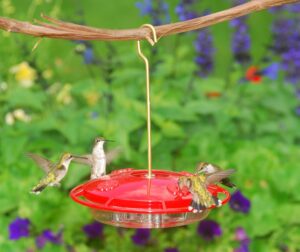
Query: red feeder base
70 169 230 228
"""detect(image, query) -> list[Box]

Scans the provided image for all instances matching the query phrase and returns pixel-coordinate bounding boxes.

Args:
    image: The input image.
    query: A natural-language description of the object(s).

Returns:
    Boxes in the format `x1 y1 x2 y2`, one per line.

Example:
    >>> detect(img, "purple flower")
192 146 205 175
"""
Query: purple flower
234 243 250 252
197 220 222 241
269 6 300 84
234 225 251 251
288 3 300 12
175 0 197 21
281 46 300 84
261 62 280 80
36 234 47 249
136 0 170 25
296 106 300 116
229 191 251 214
35 229 63 249
271 19 295 55
296 89 300 99
131 229 151 246
174 1 214 76
164 248 179 252
235 227 250 243
269 6 287 13
230 16 251 64
194 28 215 77
83 221 103 239
9 218 30 240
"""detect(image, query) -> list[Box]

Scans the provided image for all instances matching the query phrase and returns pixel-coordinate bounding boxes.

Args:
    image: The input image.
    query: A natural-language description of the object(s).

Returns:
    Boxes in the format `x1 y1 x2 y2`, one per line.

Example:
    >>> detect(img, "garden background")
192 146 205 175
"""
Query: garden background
1 0 300 251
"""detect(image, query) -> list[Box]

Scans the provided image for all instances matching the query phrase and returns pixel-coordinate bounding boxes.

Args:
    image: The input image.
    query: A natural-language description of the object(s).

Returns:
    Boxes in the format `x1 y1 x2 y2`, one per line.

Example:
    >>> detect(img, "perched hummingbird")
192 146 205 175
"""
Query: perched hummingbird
72 137 119 179
28 152 86 194
196 162 236 188
178 169 235 213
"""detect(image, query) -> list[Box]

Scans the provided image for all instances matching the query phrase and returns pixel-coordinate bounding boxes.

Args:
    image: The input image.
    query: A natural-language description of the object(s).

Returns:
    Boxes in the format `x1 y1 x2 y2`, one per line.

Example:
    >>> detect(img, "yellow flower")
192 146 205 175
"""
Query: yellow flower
10 62 37 88
84 91 100 106
56 84 72 105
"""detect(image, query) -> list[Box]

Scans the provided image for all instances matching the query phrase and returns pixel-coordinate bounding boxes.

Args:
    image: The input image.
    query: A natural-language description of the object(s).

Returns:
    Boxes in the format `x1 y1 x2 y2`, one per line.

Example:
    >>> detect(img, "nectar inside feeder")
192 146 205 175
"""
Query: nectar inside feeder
70 24 232 228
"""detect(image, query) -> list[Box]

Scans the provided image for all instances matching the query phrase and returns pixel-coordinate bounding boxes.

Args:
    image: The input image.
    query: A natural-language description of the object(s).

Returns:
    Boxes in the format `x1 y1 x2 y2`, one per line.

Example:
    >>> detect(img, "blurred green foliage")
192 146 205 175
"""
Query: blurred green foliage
0 0 300 251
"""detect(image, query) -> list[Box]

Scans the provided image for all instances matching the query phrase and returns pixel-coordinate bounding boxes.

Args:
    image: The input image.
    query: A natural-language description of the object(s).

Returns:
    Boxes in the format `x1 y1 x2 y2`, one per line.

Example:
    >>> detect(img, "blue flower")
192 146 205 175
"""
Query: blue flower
197 220 222 241
35 229 63 249
229 190 251 214
136 0 153 15
9 217 30 240
131 229 151 246
83 221 103 239
83 47 95 65
135 0 170 25
261 62 280 80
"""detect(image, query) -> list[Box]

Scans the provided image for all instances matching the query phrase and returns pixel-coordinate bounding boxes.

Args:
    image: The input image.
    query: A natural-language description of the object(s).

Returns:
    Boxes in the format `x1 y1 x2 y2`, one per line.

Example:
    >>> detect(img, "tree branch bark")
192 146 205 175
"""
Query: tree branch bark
0 0 299 42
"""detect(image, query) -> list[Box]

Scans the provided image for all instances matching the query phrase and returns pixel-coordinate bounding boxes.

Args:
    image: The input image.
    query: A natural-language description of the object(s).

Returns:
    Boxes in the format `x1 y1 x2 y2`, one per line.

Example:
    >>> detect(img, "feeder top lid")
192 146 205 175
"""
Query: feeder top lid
70 169 230 214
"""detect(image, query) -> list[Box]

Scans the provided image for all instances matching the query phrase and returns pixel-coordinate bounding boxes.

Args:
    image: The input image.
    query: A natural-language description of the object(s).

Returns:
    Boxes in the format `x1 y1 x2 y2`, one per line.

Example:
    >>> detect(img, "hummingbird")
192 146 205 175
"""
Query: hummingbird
28 152 87 194
195 162 236 188
178 169 235 213
72 137 119 179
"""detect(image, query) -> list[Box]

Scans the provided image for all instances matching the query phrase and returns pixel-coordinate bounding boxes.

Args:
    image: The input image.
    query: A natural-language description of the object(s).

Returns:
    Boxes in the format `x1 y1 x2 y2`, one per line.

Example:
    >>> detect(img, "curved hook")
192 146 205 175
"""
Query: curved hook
136 24 157 179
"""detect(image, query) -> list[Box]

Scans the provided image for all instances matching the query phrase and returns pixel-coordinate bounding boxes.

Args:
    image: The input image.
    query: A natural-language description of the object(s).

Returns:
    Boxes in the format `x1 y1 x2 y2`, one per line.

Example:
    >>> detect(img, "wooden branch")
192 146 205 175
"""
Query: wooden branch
0 0 299 42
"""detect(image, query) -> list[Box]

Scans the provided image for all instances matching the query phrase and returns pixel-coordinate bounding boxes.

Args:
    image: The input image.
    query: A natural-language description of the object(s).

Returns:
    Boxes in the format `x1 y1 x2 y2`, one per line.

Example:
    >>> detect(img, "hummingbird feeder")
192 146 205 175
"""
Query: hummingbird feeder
70 24 231 228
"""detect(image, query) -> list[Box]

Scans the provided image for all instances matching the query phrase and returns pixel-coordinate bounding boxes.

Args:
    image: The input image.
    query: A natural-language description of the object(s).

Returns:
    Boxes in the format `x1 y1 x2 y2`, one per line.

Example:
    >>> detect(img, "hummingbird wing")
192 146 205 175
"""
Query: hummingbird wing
206 169 235 185
72 147 122 166
72 154 93 166
106 147 122 164
27 153 54 173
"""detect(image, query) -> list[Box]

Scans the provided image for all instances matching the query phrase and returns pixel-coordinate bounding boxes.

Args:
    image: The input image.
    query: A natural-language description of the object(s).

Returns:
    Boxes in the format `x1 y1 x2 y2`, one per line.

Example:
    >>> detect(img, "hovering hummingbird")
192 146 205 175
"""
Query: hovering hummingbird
195 162 236 188
28 152 87 194
178 169 235 213
72 137 119 179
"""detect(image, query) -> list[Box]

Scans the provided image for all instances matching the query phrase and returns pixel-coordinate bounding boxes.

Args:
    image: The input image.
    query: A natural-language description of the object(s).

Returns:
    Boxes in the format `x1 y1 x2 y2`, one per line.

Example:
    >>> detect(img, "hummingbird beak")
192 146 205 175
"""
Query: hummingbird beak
71 155 88 159
105 139 115 142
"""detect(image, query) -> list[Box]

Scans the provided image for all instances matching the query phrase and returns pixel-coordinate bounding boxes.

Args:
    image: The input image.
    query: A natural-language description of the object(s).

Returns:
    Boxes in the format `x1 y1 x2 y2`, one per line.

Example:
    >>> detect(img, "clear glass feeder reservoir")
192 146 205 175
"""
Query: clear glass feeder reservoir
70 169 230 228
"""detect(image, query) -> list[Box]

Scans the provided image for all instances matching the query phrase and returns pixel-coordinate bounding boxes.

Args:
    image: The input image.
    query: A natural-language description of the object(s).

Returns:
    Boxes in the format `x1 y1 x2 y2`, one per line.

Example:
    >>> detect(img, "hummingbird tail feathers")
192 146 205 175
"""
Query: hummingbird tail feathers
31 184 47 194
221 178 236 188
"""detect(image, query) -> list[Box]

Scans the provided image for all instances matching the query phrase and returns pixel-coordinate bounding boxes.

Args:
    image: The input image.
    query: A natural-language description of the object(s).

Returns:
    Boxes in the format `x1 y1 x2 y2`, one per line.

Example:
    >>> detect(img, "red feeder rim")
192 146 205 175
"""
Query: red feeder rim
70 169 230 214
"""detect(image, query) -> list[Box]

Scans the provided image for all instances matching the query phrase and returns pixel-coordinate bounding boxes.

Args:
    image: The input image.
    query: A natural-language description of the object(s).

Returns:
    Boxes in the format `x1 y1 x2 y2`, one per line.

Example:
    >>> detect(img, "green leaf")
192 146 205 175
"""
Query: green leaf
6 88 46 111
